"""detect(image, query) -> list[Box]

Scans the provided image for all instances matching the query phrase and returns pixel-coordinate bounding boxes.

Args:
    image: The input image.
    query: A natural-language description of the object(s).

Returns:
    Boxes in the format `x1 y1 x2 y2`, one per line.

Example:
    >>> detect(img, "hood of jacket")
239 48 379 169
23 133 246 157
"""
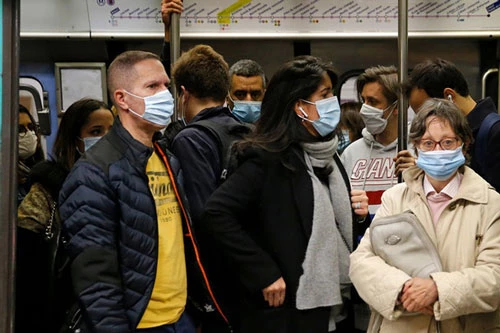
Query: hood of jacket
361 128 398 152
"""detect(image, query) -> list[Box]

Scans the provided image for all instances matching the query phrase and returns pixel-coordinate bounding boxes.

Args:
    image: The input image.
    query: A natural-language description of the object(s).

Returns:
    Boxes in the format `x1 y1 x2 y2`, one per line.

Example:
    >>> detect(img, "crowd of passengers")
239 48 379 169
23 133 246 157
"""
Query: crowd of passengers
14 1 500 333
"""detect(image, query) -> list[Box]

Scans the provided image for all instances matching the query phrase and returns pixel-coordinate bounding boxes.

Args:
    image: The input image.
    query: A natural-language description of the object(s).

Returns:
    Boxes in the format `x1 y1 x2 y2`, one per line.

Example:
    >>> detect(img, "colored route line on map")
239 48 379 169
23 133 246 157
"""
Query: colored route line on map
217 0 252 24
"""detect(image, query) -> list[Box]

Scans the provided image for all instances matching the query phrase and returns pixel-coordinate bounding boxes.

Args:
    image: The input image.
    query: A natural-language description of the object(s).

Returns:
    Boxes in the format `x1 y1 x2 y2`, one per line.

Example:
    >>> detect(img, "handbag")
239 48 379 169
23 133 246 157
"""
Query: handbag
369 211 442 278
368 211 442 333
44 202 84 333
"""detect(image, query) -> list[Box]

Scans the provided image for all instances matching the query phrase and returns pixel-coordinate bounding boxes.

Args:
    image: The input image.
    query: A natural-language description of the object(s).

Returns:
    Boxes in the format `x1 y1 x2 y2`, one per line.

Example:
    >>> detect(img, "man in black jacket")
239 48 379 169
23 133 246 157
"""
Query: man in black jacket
170 44 243 332
405 58 500 192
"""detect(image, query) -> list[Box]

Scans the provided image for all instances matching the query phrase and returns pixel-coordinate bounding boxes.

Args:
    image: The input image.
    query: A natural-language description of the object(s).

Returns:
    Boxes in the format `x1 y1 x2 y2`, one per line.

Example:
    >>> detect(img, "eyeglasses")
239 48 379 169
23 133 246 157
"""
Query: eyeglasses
419 137 460 151
19 123 37 137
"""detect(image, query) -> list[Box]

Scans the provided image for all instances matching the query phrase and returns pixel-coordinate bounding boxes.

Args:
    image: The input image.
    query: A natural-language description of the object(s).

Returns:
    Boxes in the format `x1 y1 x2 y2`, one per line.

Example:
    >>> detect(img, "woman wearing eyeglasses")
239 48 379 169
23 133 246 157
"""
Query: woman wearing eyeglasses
350 98 500 332
18 105 45 205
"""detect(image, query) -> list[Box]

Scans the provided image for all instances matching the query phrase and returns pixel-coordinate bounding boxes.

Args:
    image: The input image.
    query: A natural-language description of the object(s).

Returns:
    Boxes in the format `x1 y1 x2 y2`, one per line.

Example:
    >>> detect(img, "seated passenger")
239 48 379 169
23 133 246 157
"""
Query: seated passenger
350 98 500 332
16 98 114 333
202 56 369 333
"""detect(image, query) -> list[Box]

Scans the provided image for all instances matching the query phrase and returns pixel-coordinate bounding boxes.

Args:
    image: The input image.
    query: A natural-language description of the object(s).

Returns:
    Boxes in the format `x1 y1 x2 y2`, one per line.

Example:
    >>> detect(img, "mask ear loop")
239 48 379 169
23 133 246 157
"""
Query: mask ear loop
298 106 309 118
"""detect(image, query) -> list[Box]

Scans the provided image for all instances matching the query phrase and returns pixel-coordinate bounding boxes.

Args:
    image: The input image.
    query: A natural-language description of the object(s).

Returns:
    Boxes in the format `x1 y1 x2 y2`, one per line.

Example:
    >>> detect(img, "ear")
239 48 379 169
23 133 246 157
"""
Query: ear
179 86 188 100
443 88 455 101
114 90 128 111
294 100 307 117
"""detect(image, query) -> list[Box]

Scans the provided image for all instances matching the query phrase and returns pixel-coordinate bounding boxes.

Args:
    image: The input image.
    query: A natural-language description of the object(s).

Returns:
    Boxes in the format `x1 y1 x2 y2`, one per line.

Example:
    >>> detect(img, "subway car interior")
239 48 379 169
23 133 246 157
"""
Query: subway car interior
1 0 500 331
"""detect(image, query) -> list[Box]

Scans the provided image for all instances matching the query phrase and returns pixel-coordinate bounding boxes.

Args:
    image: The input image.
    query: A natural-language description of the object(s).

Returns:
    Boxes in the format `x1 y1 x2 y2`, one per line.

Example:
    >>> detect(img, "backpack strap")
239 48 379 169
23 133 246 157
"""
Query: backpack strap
475 112 500 176
186 119 250 183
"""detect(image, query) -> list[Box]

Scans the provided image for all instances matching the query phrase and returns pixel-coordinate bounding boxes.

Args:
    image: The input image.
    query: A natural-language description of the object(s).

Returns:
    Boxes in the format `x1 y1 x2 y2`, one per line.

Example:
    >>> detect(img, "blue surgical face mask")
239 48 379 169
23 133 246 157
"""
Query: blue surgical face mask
338 129 351 152
82 136 102 152
229 95 261 123
125 89 174 127
297 96 341 137
416 145 465 181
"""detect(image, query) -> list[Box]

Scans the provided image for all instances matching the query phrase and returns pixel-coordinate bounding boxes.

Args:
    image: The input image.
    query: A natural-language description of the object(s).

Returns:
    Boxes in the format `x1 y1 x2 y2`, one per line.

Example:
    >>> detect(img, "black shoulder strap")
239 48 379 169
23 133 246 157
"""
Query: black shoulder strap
186 119 250 182
475 112 500 176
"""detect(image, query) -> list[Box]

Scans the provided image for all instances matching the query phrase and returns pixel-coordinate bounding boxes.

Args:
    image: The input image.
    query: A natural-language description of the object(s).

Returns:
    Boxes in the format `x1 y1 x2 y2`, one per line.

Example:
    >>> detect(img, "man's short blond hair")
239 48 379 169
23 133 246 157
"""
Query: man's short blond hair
107 50 160 104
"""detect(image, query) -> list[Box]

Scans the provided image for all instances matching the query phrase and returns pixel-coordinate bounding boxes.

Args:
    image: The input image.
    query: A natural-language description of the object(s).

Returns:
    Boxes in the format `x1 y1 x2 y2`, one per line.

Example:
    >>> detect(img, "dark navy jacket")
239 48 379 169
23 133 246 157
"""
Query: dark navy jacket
467 97 500 192
59 119 224 332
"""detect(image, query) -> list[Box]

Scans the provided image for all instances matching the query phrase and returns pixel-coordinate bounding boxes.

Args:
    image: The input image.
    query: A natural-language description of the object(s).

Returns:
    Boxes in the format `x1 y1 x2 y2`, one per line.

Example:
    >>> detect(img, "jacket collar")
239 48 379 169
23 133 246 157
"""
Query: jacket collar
109 117 155 169
466 97 498 133
190 106 237 123
403 165 490 204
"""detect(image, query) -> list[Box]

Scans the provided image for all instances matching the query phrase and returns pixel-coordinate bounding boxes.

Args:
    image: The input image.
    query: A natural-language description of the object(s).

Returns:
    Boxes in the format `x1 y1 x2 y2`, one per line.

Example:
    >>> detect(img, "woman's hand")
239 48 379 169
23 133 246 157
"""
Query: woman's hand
351 189 369 217
262 277 286 307
401 277 438 313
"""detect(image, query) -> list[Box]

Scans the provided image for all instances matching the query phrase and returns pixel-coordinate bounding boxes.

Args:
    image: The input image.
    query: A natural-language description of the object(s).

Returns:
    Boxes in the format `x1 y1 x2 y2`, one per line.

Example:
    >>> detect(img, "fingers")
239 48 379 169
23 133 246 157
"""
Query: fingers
350 190 369 216
262 277 286 307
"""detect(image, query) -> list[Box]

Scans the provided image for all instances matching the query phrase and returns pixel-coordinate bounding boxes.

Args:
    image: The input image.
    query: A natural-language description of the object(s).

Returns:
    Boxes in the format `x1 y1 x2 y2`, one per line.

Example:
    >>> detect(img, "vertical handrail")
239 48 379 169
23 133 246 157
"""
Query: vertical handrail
398 0 409 182
1 0 20 332
170 13 181 120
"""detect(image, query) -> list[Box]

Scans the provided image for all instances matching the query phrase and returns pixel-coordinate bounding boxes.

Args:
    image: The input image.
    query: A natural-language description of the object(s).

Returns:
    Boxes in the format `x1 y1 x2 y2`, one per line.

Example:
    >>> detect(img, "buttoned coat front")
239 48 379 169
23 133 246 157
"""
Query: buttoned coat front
350 166 500 332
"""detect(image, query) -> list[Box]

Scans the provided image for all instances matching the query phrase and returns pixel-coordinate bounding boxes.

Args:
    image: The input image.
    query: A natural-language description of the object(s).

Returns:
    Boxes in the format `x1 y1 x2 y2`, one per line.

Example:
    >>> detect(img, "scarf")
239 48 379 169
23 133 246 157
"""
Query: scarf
296 136 353 328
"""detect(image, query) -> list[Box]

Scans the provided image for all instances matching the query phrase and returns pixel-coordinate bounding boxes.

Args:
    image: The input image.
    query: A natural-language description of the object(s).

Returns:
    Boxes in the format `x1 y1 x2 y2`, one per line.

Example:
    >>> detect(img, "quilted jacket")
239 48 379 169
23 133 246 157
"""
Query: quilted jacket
59 119 227 332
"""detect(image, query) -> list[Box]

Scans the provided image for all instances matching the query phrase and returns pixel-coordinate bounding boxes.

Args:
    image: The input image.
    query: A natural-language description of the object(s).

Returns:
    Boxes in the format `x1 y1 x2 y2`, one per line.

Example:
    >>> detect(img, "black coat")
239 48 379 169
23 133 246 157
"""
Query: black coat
467 97 500 192
201 145 365 333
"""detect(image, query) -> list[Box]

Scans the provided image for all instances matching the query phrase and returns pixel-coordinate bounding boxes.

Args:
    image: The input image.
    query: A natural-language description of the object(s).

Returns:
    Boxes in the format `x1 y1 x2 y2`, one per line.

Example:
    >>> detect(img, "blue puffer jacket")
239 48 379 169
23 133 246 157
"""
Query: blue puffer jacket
59 119 227 332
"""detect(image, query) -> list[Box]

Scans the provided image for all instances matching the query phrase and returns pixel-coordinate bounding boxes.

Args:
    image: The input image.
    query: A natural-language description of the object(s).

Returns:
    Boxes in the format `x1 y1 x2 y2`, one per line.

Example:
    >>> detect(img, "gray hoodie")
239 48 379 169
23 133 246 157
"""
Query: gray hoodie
341 128 398 216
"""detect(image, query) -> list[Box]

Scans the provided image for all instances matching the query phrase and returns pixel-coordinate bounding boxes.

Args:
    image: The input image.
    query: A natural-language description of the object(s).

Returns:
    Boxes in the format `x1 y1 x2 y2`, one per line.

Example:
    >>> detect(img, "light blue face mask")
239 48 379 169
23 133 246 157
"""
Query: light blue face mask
338 129 351 151
125 89 174 127
298 96 341 137
416 145 465 181
231 99 261 123
80 136 102 152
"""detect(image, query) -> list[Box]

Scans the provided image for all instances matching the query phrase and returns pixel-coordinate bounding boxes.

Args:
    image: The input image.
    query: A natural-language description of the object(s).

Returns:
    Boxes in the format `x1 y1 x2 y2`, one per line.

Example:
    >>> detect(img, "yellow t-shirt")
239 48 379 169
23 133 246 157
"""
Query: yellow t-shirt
137 151 187 328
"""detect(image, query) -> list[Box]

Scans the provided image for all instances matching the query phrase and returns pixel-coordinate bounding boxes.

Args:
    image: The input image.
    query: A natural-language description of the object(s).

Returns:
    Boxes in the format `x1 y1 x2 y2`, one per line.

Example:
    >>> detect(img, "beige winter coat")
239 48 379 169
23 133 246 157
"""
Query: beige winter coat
350 166 500 332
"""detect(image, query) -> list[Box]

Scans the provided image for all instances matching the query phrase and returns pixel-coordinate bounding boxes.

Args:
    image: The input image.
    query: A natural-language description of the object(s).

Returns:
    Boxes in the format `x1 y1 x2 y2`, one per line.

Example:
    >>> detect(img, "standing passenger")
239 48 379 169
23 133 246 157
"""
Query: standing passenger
227 59 266 124
201 56 369 333
350 98 500 332
338 101 364 154
405 58 500 191
59 51 196 333
170 44 245 333
16 98 114 333
17 105 45 205
341 66 400 217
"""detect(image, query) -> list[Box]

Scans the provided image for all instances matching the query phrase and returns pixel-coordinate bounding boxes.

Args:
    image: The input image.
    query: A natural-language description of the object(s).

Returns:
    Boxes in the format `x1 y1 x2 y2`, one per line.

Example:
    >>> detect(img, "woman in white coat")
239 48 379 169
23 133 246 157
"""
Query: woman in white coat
350 98 500 332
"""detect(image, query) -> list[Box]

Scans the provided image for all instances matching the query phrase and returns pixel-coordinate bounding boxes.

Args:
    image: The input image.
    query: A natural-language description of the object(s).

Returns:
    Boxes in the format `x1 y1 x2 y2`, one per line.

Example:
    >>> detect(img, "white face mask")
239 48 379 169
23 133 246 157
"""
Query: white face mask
19 130 38 159
360 102 397 135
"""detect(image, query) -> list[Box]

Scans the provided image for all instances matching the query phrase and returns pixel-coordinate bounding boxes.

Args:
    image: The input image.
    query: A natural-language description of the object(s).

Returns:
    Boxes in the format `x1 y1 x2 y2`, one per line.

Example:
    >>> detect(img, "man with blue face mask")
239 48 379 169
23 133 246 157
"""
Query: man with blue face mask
58 50 213 333
341 65 401 220
227 59 266 124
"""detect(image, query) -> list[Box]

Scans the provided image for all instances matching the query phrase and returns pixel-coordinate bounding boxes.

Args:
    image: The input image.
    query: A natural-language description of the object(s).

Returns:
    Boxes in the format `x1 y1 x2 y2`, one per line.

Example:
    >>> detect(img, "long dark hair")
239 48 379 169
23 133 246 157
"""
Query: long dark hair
53 98 112 171
237 55 338 154
19 105 45 166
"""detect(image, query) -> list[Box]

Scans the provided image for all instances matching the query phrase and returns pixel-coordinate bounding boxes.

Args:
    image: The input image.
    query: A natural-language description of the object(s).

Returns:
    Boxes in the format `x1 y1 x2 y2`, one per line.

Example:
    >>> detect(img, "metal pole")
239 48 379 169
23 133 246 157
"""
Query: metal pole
170 13 181 120
398 0 409 182
1 0 20 332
